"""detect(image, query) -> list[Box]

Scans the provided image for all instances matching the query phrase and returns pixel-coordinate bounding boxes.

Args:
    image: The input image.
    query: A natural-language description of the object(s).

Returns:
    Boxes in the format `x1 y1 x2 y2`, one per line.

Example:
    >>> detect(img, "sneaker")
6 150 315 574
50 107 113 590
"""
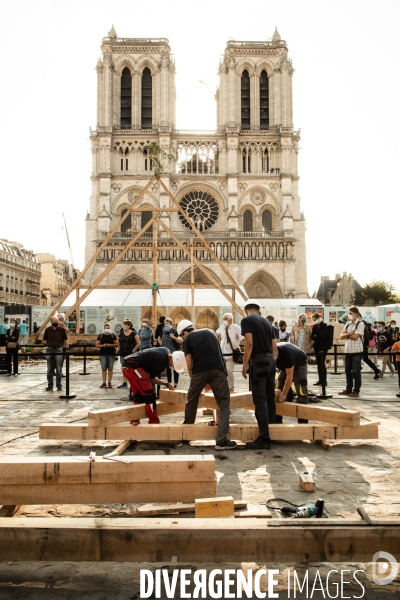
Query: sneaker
57 386 62 391
390 372 395 377
100 382 107 388
108 382 113 388
245 437 271 450
338 390 352 395
314 381 321 386
117 383 127 389
14 373 19 377
215 439 237 450
350 392 359 397
374 370 382 380
46 387 54 391
379 371 384 377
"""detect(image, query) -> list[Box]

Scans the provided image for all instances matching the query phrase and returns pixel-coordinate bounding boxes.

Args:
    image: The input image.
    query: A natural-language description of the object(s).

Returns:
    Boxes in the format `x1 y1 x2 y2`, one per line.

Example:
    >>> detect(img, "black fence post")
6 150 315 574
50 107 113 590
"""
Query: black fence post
59 352 76 401
79 345 90 376
331 344 343 375
316 351 332 400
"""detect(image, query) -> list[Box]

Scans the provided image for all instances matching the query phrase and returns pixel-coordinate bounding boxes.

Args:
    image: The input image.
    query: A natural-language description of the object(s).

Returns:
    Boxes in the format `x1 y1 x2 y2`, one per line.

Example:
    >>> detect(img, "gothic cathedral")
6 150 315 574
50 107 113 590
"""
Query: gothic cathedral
85 27 308 299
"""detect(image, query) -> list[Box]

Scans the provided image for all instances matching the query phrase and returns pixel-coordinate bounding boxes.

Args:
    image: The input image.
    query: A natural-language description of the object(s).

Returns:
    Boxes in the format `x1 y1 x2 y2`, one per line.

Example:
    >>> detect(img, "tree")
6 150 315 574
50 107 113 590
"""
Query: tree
142 142 175 176
354 281 400 306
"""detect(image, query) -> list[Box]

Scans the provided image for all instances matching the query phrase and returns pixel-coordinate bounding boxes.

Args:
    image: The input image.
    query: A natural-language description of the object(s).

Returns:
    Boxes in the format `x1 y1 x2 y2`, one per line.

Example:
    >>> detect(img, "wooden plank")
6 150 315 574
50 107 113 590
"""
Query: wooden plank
135 499 247 516
159 389 254 410
88 401 185 427
0 505 20 517
0 481 216 505
317 438 332 451
0 455 215 486
276 403 360 427
195 496 234 518
299 472 315 492
1 518 399 562
104 440 132 458
39 421 380 442
160 390 361 426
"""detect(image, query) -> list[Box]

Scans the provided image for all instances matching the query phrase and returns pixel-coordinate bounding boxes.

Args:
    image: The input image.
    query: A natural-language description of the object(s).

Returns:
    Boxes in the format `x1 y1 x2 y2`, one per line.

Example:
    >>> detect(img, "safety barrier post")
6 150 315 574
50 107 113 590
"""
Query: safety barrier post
59 352 76 401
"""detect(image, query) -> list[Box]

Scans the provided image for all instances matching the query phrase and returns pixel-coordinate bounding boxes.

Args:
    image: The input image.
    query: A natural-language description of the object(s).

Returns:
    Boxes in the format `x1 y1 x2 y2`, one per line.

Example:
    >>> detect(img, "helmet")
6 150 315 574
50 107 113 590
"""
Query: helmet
244 299 261 309
172 350 186 373
177 319 194 335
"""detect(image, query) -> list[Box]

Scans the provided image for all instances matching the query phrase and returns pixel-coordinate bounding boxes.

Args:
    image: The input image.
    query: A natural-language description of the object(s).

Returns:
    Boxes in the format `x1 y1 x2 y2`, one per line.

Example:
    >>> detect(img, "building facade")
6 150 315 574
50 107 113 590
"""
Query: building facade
0 239 41 306
314 273 361 307
36 253 78 306
85 27 308 302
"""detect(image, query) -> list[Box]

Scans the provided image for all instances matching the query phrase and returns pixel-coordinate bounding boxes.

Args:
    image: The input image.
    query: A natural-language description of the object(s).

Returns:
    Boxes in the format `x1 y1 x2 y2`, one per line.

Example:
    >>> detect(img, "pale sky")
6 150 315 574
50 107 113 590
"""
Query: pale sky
0 0 399 296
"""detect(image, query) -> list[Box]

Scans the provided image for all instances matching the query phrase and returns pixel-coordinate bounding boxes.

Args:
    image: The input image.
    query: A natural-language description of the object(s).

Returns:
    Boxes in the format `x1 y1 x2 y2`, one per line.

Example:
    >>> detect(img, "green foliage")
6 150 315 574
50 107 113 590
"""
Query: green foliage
142 142 176 176
354 280 400 306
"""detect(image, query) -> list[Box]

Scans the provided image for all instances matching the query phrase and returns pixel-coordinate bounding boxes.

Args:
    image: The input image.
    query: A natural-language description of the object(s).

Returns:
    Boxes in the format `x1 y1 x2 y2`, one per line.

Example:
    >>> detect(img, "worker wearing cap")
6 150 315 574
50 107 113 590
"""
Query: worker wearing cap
241 300 277 450
122 348 185 425
275 341 309 424
177 319 236 450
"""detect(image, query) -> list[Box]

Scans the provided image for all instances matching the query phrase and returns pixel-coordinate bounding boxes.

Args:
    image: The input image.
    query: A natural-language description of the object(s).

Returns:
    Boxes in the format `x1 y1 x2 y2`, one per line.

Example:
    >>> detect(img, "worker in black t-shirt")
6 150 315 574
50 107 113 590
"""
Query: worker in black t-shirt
177 319 236 451
275 342 309 424
241 300 277 450
122 348 184 425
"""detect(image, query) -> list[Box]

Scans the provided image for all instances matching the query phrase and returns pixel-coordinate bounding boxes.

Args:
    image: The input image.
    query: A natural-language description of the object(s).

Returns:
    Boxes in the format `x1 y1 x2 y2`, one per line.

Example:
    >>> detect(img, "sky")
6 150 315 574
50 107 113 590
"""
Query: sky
0 0 399 297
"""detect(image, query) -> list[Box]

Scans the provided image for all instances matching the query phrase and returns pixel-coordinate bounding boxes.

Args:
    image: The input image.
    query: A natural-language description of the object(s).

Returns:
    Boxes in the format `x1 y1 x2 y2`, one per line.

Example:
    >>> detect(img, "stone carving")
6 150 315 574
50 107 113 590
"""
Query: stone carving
243 270 283 298
176 266 223 286
128 189 140 202
250 189 266 206
112 183 122 192
269 183 279 192
238 183 247 193
151 182 159 192
170 179 179 191
217 181 226 190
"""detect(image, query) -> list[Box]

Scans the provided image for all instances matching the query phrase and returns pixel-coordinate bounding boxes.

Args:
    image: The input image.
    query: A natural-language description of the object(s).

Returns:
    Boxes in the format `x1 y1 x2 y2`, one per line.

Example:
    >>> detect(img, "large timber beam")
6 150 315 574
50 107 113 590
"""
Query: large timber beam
159 390 361 427
39 422 379 442
88 401 186 427
0 518 398 562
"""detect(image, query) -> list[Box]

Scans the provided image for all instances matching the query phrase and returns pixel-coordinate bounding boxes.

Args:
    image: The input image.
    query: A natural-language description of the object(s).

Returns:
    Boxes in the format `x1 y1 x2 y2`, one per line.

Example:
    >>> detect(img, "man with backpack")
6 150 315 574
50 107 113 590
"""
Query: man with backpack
339 306 365 397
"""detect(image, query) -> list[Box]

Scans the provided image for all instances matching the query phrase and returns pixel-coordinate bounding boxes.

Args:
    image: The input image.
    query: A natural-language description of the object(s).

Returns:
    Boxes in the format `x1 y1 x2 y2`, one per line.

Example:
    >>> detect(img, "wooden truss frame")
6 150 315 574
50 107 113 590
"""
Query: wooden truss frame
37 174 248 335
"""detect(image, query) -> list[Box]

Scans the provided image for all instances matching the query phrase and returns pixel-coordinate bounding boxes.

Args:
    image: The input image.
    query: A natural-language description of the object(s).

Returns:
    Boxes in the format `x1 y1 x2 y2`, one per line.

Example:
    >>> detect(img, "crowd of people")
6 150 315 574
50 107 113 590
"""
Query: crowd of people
1 307 400 446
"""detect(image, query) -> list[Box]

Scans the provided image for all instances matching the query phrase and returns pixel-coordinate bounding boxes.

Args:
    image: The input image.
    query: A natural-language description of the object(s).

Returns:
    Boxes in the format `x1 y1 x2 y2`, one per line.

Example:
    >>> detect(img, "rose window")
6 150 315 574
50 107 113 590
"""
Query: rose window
178 191 219 231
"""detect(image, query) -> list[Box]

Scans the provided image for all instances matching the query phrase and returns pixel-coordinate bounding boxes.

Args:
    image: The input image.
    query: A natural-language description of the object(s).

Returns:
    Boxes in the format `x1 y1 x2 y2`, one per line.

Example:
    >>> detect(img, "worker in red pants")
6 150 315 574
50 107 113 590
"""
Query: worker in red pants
122 347 186 425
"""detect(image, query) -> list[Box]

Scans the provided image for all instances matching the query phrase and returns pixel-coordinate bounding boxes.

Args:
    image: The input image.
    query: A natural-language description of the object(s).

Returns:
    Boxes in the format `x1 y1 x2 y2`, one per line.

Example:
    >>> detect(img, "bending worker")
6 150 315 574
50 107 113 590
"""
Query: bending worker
177 319 236 450
122 347 186 425
275 341 309 424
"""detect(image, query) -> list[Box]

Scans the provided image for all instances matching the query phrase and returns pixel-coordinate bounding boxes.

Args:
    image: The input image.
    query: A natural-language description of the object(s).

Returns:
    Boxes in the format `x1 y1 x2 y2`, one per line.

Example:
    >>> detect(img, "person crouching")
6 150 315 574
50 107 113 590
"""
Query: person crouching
122 347 185 425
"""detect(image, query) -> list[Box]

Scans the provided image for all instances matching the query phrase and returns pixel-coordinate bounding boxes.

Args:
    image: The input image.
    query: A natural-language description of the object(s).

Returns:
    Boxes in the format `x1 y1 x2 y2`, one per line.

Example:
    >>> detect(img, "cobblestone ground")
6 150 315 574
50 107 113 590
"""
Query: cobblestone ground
0 355 399 598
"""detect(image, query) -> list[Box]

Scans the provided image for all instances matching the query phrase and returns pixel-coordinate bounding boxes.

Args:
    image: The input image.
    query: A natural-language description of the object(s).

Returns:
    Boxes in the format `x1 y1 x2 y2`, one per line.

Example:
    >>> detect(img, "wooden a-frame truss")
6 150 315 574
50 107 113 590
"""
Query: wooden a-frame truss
37 175 248 335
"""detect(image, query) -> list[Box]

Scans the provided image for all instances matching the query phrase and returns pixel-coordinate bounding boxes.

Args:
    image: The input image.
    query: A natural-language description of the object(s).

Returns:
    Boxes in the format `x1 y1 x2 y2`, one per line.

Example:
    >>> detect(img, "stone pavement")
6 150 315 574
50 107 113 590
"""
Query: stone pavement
0 356 399 598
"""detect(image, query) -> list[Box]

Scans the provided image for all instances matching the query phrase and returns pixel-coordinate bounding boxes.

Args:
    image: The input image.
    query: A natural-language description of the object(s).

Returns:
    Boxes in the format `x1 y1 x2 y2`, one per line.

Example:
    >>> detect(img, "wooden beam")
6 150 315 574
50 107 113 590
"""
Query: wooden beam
88 401 186 427
0 455 216 486
159 390 361 426
159 221 245 316
36 176 156 335
0 481 216 506
1 518 399 562
39 421 379 442
195 496 234 518
299 472 315 492
103 440 132 458
64 217 155 321
0 505 20 517
135 499 247 516
158 178 247 302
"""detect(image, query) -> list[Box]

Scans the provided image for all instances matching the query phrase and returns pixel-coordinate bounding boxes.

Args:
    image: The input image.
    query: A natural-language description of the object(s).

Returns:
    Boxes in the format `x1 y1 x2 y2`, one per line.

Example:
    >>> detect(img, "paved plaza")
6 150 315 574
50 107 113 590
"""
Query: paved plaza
0 355 399 598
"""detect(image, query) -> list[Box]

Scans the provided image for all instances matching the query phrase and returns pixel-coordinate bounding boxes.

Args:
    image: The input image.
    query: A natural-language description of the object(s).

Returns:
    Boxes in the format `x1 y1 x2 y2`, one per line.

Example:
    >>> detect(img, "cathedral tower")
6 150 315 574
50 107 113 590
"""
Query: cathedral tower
85 27 308 303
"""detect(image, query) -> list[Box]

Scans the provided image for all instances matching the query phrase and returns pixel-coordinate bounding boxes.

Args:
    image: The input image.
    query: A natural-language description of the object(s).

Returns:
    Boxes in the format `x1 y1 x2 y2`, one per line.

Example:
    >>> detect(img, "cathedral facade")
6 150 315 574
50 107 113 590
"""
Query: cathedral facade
85 27 308 299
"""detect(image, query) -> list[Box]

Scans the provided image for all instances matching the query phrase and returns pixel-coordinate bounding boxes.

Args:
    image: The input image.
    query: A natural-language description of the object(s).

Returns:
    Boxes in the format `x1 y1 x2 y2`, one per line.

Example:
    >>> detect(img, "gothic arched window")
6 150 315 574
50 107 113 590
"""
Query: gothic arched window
141 210 153 233
120 67 132 129
260 70 269 130
243 210 253 232
262 148 269 173
262 209 272 231
141 68 152 129
242 149 251 173
241 70 250 130
121 208 131 233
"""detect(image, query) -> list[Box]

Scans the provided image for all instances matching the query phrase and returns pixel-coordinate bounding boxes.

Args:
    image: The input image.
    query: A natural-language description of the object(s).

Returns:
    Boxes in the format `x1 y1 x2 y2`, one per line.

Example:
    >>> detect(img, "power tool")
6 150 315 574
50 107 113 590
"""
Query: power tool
280 498 324 518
